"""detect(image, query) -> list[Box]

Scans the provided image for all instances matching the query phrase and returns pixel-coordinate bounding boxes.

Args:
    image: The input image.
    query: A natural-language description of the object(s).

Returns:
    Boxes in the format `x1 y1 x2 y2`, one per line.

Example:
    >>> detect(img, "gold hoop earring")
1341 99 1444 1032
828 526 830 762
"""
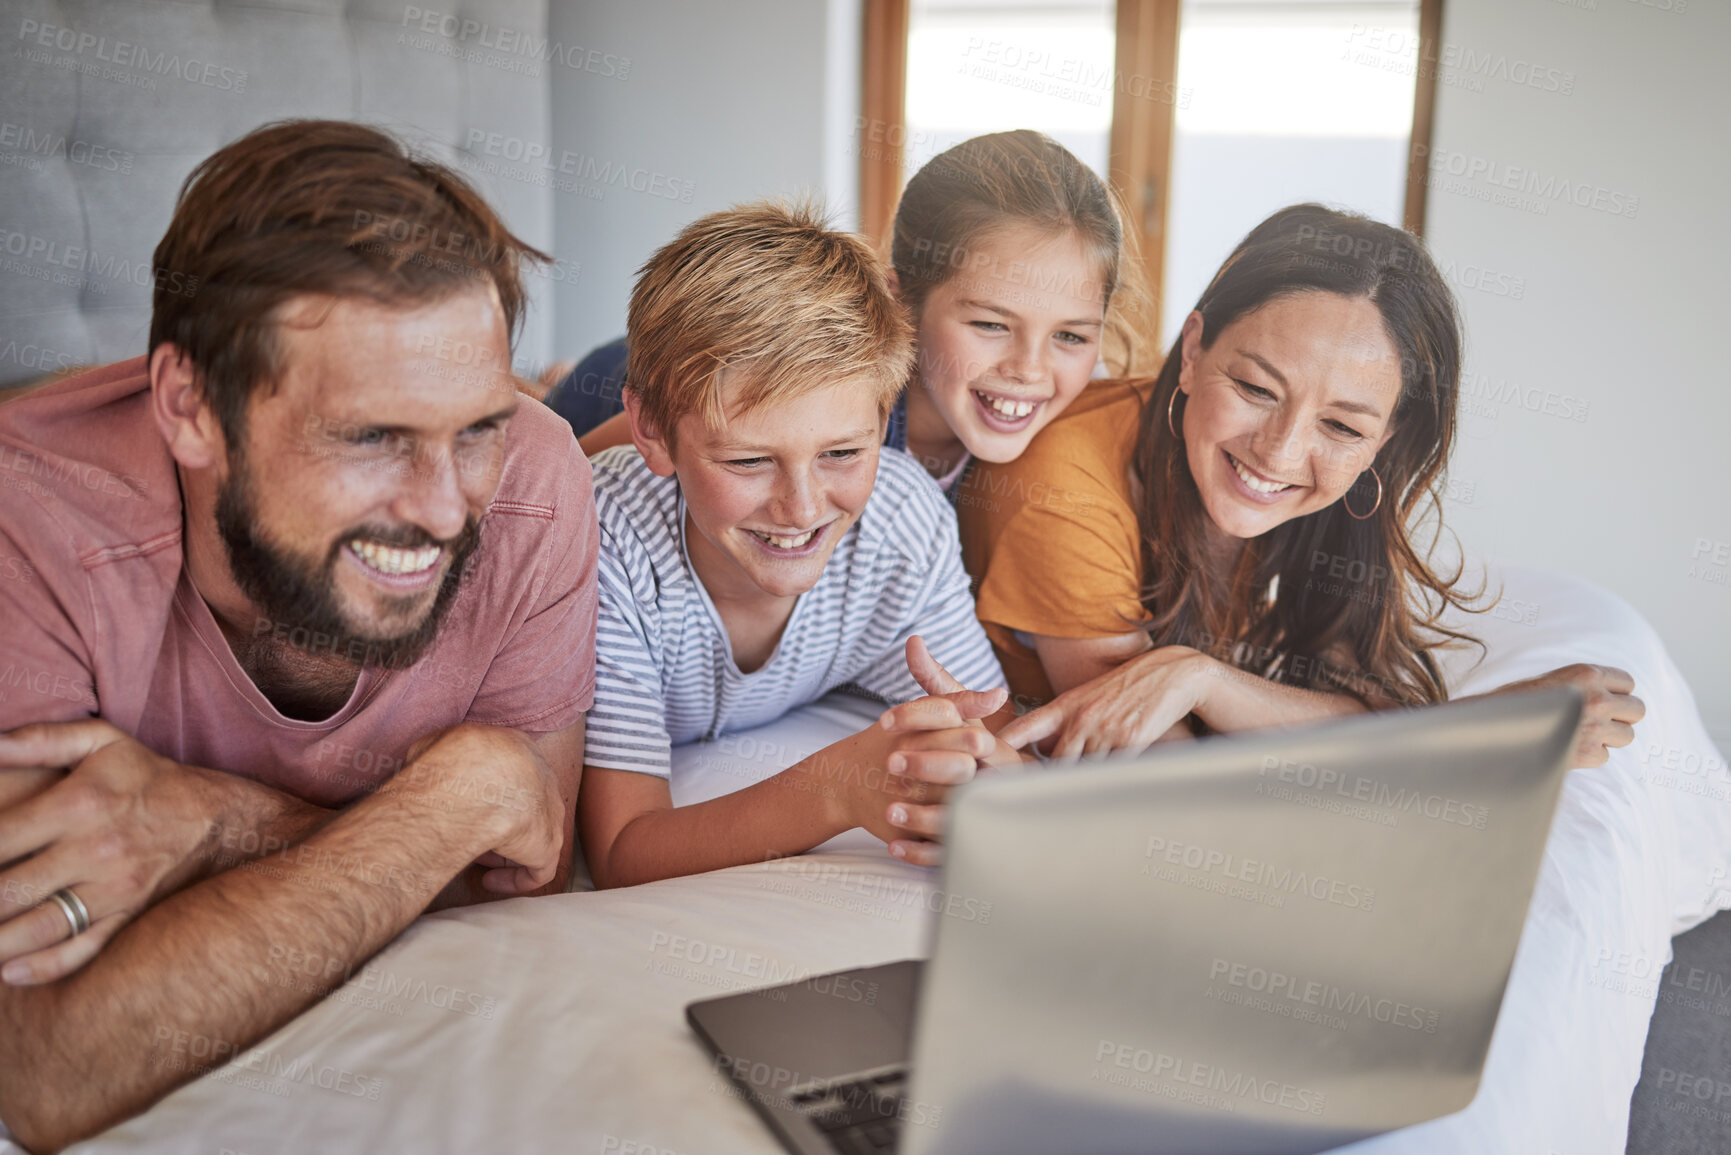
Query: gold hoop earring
1167 389 1184 440
1344 466 1383 520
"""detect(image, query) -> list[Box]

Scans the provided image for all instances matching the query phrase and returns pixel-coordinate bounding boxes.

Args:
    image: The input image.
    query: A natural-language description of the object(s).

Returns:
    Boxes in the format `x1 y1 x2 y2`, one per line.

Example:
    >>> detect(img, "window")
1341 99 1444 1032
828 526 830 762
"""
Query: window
863 0 1442 350
904 0 1117 181
1163 0 1423 338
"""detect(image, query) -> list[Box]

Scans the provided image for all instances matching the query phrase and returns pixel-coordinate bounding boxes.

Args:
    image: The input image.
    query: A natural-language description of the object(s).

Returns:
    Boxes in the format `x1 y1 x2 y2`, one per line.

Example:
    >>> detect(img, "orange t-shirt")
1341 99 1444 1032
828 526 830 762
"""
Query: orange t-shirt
957 379 1154 710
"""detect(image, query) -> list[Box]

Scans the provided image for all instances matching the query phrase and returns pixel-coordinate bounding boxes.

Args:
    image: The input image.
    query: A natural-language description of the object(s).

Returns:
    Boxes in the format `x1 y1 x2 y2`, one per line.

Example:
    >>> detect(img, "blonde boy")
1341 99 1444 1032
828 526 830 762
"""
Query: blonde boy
578 202 1011 888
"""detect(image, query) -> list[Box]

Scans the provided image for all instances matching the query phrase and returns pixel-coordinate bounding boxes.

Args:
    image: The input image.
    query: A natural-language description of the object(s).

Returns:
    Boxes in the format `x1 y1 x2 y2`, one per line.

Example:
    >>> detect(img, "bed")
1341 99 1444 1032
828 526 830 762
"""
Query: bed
26 561 1731 1155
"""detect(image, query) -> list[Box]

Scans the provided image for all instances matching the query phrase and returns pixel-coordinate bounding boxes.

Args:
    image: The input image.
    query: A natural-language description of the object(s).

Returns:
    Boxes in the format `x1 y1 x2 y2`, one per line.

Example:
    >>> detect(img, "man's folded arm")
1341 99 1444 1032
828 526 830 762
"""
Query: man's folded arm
424 717 585 908
0 723 564 1154
173 758 336 882
0 722 338 985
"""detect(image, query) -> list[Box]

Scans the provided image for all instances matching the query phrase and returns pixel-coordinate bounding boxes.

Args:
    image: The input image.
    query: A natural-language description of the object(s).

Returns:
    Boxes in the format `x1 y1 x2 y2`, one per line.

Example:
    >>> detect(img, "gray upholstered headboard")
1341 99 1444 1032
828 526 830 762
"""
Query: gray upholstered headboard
0 0 553 388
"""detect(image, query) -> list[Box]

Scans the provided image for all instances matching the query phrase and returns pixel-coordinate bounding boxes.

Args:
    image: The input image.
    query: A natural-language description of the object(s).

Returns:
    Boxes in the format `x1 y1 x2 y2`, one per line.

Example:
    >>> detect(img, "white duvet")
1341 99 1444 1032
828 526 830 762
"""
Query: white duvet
34 562 1731 1155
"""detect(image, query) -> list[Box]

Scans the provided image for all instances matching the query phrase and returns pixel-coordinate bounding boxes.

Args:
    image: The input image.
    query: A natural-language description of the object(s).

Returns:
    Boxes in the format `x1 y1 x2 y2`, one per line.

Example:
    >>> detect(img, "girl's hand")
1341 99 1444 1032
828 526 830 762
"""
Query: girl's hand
1489 664 1645 768
997 646 1209 760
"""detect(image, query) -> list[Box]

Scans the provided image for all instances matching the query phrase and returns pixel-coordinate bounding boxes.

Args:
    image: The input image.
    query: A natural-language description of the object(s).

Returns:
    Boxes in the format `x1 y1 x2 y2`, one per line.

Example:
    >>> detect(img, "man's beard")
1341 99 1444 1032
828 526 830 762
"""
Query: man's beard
214 458 481 671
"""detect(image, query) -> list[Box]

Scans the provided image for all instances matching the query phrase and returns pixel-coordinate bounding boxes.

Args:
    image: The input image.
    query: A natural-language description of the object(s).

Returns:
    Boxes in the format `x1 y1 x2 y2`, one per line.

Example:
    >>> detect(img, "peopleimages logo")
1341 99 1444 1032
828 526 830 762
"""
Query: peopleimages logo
0 443 149 500
1414 144 1639 219
1143 835 1376 911
0 121 133 172
761 854 994 923
1436 258 1526 301
401 7 631 78
1208 957 1441 1033
17 19 248 91
1458 369 1591 424
462 130 694 203
1092 1039 1326 1116
0 227 199 298
1344 26 1576 96
1257 754 1490 829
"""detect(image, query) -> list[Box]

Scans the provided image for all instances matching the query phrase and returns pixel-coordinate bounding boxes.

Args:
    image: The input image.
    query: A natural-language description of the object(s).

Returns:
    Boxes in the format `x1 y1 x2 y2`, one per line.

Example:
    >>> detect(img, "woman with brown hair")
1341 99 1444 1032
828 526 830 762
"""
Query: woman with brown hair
959 203 1643 766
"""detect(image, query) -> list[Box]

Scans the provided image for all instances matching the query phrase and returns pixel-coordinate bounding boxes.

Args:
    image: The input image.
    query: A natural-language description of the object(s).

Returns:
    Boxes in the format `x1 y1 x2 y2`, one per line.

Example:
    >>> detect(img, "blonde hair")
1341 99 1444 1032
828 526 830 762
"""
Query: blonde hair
626 200 913 441
890 130 1154 376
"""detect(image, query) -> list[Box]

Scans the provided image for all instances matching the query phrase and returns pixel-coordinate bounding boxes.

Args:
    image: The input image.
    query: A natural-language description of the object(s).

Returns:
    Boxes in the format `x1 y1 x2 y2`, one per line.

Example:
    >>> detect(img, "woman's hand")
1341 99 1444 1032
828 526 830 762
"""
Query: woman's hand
1488 664 1645 768
997 645 1209 760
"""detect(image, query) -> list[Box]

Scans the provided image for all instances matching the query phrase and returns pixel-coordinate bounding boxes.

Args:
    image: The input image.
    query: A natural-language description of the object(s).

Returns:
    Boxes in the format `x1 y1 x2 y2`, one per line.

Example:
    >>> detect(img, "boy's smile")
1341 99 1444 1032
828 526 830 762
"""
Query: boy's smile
631 371 884 608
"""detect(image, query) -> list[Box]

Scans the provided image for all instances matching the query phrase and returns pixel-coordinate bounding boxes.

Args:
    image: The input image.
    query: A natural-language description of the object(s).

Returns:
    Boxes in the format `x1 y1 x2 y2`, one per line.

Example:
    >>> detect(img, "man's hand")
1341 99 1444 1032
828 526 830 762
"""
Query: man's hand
1491 664 1645 768
0 721 237 985
0 721 565 1153
382 724 566 894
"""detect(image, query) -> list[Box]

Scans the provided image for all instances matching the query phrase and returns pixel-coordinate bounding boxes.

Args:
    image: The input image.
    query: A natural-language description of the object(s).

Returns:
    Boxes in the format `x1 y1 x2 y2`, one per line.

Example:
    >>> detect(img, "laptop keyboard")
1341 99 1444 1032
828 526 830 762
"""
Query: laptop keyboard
791 1067 906 1154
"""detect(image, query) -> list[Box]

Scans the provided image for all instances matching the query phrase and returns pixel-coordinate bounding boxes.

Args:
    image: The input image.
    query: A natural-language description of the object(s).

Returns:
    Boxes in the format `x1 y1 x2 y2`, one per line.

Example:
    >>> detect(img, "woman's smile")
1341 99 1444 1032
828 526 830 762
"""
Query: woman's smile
1223 451 1305 502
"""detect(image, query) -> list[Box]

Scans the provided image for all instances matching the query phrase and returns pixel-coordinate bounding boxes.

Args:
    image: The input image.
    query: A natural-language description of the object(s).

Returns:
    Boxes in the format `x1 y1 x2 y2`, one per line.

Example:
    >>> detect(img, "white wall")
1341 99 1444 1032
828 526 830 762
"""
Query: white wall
547 0 860 360
1424 0 1730 749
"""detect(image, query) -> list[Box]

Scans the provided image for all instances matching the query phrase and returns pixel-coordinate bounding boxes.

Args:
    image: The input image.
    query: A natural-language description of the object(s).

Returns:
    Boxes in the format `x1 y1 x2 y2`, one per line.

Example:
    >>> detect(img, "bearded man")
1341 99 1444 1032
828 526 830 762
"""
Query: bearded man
0 120 597 1152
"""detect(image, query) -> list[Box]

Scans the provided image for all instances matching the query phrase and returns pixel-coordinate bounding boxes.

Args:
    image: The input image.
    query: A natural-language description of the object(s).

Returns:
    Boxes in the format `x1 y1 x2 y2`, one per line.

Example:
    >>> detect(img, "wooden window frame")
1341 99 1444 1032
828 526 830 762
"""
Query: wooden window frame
1404 0 1446 235
860 0 911 248
1107 0 1182 350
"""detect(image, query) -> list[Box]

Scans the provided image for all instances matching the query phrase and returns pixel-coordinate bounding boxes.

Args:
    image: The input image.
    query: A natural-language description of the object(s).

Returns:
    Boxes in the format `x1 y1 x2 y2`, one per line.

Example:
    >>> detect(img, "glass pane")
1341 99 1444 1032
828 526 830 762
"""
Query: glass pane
1162 0 1422 339
904 0 1116 184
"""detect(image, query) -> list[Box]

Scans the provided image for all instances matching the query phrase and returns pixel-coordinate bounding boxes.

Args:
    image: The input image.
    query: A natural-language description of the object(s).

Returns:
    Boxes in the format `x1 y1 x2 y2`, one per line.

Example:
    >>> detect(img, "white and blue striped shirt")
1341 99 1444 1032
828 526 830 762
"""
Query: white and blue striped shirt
584 446 1004 778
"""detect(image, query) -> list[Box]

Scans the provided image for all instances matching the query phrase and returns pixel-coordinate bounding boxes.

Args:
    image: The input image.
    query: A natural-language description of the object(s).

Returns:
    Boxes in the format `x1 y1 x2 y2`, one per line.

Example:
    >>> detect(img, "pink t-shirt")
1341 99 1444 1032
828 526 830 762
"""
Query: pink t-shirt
0 358 598 808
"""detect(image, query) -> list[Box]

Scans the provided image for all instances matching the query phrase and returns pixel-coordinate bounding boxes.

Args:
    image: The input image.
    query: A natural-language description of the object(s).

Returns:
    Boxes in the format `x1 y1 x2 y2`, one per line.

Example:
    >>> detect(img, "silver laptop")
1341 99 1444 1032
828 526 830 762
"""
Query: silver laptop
687 688 1582 1155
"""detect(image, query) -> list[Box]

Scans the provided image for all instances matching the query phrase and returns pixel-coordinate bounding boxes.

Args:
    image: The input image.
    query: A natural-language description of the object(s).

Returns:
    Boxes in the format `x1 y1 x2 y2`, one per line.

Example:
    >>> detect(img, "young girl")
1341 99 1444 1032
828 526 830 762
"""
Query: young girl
546 130 1151 490
959 203 1644 768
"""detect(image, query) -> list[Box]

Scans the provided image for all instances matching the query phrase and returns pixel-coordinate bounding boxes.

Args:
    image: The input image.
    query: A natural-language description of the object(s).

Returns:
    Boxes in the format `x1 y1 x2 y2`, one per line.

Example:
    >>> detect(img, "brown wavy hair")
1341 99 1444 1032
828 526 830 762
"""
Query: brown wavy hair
889 130 1155 376
1131 204 1480 706
150 119 549 448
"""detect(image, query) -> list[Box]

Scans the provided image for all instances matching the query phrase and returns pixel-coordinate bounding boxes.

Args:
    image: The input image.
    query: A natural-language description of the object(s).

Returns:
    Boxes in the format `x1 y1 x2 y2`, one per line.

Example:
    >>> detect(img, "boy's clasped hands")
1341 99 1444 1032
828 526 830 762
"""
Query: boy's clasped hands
849 637 1023 866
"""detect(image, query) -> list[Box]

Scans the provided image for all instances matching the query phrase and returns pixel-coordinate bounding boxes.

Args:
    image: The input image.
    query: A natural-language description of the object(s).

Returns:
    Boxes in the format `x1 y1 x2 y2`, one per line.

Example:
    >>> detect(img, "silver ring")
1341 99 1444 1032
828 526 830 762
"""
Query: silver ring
48 888 90 937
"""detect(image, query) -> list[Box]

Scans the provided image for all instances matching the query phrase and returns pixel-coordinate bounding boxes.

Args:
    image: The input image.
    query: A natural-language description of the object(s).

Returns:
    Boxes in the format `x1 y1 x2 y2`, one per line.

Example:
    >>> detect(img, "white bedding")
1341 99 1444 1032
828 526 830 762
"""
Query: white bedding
33 562 1730 1155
